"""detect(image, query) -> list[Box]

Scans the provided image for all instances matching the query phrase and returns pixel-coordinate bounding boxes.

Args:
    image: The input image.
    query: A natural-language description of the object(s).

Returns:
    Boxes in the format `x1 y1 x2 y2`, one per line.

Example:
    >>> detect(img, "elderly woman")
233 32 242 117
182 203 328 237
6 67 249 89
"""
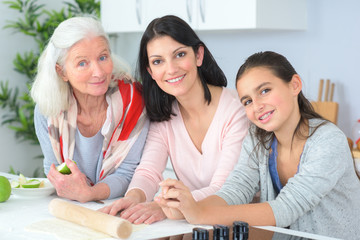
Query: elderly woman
31 16 149 203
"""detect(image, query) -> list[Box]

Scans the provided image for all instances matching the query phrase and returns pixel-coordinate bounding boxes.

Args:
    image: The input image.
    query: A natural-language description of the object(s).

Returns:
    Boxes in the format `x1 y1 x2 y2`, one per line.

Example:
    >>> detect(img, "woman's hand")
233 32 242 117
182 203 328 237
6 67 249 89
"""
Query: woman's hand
99 189 167 224
155 179 202 224
47 159 93 202
120 201 167 224
99 195 139 216
100 192 165 224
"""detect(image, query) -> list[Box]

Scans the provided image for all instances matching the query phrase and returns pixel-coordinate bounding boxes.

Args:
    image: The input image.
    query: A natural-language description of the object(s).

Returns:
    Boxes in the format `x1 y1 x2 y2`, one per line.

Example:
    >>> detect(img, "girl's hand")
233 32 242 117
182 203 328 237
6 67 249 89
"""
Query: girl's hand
155 179 202 224
154 196 185 220
47 159 92 202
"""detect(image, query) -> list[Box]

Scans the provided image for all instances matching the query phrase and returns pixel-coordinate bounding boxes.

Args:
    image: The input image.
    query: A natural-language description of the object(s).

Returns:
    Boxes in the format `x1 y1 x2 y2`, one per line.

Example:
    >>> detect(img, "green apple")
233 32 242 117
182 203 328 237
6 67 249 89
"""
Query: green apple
56 160 76 174
11 174 45 189
22 179 41 188
0 176 11 202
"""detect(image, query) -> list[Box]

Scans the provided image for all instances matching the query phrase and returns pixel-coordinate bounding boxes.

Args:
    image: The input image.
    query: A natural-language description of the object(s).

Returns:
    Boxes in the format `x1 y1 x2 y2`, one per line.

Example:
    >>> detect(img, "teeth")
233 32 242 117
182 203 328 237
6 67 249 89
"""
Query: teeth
260 112 272 120
167 75 184 83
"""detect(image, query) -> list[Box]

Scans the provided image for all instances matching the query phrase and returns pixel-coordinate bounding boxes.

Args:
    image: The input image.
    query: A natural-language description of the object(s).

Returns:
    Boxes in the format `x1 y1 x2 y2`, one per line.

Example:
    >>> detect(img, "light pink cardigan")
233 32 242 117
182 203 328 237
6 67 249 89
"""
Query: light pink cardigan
127 88 249 201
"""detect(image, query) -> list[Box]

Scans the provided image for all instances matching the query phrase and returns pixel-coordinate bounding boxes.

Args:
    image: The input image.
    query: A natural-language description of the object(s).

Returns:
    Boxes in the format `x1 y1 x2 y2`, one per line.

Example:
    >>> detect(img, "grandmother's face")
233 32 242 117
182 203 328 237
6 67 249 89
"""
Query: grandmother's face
57 36 113 98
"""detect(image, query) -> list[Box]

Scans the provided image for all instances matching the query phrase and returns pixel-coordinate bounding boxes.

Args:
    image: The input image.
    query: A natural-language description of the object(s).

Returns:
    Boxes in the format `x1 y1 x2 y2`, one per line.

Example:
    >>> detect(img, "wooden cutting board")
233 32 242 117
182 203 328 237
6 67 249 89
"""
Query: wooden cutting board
311 101 338 124
311 79 338 124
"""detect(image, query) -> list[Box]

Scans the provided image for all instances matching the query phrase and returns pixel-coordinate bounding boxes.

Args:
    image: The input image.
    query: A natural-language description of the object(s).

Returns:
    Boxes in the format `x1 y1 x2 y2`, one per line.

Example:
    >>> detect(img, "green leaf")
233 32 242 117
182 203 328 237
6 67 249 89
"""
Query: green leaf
18 108 28 129
8 125 25 132
8 165 20 175
1 0 101 168
3 0 22 11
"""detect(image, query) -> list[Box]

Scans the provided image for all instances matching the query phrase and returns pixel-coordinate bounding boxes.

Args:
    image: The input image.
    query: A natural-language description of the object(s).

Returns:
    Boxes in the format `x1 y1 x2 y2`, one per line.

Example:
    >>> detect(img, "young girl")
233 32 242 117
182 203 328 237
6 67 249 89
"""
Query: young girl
100 15 248 224
156 51 360 239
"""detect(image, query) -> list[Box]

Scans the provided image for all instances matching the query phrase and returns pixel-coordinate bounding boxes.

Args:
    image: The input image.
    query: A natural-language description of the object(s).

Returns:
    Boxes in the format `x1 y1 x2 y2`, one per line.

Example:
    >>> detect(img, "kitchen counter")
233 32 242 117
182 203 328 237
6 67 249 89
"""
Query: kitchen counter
0 172 339 240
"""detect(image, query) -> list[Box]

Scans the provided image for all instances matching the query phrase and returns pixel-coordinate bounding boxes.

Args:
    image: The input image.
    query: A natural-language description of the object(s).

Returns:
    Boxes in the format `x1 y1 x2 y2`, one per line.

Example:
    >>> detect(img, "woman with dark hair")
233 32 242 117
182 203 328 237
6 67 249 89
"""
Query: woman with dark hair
100 15 249 224
138 15 229 122
156 51 360 240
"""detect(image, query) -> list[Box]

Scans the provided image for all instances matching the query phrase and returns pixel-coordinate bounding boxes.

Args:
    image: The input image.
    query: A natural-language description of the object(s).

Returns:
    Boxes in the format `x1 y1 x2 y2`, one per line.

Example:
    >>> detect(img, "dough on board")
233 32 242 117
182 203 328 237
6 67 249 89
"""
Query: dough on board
25 218 145 240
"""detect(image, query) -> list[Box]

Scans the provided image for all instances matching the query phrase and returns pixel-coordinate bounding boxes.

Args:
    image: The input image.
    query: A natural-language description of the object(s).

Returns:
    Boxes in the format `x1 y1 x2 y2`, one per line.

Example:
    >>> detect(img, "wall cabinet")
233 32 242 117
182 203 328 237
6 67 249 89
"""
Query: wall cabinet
101 0 307 33
101 0 197 33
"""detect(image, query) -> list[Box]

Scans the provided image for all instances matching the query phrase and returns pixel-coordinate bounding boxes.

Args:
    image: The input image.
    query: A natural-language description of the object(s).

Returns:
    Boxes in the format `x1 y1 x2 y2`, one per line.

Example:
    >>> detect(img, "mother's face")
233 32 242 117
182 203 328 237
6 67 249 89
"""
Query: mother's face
56 36 113 98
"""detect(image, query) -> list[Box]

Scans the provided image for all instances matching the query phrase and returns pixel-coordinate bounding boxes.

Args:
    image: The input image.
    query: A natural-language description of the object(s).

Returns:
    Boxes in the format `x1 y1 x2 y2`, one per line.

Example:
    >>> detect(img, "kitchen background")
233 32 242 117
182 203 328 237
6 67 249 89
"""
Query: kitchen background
0 0 359 176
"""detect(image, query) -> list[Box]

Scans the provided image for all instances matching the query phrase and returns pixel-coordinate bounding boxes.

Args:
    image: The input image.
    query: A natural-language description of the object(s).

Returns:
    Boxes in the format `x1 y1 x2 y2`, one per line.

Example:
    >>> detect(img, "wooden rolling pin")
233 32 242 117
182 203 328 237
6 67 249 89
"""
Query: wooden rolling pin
49 198 132 239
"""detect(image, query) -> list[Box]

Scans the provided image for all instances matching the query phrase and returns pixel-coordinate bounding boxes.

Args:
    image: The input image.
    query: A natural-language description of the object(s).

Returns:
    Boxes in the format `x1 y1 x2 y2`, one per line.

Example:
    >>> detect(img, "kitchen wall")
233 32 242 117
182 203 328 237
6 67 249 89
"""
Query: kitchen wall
114 0 360 140
0 0 65 175
0 0 359 175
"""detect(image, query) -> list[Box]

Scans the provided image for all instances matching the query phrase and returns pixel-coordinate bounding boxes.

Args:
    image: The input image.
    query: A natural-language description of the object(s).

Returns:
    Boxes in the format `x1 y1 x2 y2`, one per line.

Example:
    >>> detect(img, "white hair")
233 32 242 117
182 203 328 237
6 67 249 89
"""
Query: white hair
31 16 131 117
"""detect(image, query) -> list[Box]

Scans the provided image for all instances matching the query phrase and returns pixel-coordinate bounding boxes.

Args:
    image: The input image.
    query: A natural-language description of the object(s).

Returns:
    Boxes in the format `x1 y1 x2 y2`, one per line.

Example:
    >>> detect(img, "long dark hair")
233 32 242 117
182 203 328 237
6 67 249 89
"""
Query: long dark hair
236 51 325 149
136 15 227 122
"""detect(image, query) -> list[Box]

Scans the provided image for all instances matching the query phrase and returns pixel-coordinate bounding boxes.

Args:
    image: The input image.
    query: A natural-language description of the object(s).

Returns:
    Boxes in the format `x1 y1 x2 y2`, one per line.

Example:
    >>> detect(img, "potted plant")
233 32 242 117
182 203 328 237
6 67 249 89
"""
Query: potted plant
0 0 100 176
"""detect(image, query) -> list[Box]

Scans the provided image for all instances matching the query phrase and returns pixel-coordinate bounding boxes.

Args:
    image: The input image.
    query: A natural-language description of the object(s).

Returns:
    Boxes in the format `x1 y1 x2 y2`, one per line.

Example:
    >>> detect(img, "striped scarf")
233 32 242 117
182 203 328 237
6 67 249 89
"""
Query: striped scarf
47 79 146 180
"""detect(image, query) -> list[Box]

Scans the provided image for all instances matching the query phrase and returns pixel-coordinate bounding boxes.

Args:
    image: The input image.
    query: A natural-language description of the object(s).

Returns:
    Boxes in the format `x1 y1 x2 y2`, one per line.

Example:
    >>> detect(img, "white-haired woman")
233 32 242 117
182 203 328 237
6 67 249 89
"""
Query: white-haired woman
31 16 149 203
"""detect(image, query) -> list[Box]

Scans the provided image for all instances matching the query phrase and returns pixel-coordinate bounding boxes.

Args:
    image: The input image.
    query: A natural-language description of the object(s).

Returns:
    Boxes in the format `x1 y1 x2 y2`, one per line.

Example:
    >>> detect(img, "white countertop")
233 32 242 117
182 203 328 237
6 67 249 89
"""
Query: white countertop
0 172 339 240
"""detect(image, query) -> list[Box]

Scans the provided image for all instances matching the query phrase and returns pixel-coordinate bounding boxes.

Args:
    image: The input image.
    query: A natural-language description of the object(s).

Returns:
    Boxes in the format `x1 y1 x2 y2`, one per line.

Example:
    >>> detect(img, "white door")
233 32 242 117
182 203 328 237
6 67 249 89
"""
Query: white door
196 0 257 30
142 0 197 29
101 0 144 33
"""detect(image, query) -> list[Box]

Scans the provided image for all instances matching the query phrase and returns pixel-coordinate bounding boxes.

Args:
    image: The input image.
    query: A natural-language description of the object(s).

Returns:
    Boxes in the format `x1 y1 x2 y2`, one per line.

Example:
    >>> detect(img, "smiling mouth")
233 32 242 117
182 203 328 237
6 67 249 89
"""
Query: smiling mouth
166 75 185 83
259 110 274 120
91 79 106 85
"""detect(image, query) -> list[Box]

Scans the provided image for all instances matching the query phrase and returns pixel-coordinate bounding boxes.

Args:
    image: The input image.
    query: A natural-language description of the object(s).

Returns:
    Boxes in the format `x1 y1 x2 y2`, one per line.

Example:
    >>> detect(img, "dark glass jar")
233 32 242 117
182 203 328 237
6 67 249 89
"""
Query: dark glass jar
233 221 249 240
193 227 209 240
213 224 229 240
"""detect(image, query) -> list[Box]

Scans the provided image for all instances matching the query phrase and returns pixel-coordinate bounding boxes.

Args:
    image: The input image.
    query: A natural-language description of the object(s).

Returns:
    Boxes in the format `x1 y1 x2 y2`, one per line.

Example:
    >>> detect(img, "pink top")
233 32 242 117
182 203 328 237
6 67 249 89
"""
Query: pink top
128 87 249 201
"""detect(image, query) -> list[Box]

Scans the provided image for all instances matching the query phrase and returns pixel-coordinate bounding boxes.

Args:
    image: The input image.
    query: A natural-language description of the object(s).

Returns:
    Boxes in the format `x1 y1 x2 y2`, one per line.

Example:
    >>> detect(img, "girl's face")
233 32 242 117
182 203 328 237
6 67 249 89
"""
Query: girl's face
236 67 302 133
57 36 113 98
146 35 204 98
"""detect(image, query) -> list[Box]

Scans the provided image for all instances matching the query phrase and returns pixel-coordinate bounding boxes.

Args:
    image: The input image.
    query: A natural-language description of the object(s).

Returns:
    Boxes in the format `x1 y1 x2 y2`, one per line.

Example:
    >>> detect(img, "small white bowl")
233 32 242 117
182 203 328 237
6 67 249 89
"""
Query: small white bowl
11 178 55 198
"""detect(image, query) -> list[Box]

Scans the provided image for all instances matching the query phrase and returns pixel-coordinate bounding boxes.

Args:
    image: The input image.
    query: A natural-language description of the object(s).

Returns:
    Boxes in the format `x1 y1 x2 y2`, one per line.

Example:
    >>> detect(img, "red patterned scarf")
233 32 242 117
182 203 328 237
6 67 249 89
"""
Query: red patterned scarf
47 80 146 180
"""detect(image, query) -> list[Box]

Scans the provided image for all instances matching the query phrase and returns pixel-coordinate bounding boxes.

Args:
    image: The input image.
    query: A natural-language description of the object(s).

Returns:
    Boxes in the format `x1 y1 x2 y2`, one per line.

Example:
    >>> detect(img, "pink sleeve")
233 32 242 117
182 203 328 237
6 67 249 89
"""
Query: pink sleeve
191 102 249 201
126 122 169 201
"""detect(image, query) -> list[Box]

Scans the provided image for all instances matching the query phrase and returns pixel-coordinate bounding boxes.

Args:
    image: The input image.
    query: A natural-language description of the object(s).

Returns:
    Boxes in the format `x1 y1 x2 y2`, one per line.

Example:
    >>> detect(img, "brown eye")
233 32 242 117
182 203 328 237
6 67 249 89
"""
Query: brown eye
176 52 186 58
152 59 161 65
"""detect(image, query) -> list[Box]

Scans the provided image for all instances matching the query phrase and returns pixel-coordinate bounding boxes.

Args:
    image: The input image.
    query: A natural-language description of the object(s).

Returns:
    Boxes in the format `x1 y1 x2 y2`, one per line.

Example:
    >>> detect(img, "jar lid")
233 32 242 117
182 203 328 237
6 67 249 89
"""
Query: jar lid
213 224 229 239
192 227 209 240
233 221 249 233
